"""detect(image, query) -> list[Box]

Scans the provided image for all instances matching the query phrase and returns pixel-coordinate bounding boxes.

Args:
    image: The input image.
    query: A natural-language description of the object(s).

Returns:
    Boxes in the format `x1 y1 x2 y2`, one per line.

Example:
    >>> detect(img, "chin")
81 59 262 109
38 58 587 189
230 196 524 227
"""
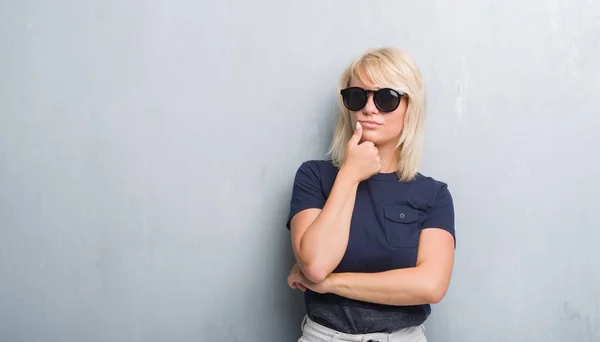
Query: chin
361 132 383 144
362 133 396 147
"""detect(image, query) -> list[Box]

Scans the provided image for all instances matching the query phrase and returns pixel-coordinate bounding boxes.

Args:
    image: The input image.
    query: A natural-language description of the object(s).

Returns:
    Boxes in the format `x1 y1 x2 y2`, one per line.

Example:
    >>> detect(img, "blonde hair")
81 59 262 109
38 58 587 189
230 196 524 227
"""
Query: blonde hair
327 47 427 182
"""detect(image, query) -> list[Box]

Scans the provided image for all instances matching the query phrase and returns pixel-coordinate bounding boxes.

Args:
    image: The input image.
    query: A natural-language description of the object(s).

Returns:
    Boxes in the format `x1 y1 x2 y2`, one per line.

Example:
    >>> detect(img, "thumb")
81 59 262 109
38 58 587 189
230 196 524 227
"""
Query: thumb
348 121 363 146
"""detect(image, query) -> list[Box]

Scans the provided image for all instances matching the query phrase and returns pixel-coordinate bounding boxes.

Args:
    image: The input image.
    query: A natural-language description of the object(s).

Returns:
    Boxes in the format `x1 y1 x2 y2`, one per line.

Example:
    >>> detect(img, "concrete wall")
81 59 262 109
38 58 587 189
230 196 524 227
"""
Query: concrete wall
1 1 599 341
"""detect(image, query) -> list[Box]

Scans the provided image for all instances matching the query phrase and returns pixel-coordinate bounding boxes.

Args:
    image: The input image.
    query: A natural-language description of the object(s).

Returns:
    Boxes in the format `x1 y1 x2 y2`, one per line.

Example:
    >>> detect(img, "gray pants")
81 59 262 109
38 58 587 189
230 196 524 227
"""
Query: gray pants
298 316 427 342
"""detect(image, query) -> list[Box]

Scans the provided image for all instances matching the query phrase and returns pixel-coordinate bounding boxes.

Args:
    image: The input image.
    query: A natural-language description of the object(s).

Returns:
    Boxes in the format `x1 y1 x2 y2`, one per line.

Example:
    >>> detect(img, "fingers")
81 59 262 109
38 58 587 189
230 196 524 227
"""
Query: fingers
289 281 307 292
347 121 363 146
288 277 307 292
362 141 375 148
288 267 308 292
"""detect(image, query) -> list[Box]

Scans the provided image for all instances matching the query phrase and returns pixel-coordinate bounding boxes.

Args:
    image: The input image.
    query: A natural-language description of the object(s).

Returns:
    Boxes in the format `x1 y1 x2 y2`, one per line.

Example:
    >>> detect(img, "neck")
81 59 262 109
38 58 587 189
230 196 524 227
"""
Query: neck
376 143 399 173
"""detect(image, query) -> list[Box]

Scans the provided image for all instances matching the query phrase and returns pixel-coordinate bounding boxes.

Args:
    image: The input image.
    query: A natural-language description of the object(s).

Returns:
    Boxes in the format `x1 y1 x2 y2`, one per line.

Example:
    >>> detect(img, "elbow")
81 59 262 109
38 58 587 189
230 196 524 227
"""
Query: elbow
423 282 449 304
426 288 447 304
416 266 451 304
295 250 331 283
300 263 330 283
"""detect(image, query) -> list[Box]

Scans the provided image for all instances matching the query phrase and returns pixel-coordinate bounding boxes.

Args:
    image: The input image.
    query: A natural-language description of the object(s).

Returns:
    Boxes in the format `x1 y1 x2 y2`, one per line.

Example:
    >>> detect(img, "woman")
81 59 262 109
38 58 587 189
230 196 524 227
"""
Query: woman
285 47 456 342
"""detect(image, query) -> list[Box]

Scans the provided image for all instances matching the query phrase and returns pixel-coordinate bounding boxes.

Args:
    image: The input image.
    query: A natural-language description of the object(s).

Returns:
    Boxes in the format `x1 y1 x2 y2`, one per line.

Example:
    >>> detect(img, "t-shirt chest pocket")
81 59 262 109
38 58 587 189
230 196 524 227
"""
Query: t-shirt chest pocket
383 206 422 248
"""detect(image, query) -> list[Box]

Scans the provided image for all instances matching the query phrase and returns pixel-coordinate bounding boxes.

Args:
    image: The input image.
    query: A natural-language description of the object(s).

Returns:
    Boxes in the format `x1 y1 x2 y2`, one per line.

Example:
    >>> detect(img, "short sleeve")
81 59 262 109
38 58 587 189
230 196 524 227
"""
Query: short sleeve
421 184 456 245
285 161 327 230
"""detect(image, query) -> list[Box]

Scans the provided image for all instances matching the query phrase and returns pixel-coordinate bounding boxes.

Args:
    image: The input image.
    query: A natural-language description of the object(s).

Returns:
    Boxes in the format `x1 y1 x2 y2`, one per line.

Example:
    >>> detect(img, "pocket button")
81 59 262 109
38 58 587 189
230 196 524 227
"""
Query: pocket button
383 206 421 248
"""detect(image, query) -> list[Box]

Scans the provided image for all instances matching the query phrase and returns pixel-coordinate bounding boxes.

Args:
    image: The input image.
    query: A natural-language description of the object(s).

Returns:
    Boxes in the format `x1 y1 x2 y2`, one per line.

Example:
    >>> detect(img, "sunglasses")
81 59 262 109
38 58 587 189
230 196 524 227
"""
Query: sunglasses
340 87 405 113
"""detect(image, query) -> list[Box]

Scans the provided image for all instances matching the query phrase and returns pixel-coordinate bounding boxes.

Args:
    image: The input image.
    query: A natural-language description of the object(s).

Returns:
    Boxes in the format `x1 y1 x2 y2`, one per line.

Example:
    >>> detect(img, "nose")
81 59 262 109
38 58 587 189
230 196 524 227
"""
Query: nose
363 93 378 114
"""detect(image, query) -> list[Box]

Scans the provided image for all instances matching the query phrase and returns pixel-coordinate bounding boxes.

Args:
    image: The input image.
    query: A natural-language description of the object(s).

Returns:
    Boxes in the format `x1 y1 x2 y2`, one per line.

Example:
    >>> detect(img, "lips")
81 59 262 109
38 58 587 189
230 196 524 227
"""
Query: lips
359 120 381 128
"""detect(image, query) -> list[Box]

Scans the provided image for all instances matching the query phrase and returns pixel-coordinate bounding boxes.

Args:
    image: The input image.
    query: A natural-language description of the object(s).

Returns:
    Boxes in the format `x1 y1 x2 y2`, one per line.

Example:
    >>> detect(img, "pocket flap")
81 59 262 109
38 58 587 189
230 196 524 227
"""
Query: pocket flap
383 206 419 224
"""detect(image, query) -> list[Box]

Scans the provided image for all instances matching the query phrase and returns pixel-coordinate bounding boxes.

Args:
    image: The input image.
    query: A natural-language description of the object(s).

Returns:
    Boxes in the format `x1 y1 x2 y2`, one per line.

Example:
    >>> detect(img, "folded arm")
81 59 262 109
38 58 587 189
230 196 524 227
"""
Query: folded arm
325 228 455 305
290 168 359 283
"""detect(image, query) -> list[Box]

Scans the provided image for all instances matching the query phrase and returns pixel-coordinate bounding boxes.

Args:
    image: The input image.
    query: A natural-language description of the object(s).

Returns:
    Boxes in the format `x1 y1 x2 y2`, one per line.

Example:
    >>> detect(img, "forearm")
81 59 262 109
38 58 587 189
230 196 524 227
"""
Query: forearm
297 168 358 281
327 266 448 306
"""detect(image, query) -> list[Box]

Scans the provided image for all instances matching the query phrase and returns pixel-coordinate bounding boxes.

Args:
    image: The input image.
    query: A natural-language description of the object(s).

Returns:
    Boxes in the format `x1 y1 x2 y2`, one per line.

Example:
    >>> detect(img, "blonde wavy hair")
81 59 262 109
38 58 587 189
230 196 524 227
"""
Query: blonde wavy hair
327 47 427 182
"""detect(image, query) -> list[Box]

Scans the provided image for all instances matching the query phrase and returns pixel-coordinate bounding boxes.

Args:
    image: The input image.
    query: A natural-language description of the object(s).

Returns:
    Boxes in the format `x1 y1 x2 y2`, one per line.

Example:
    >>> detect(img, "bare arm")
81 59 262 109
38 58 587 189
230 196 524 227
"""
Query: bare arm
290 122 380 283
324 228 455 305
290 169 359 283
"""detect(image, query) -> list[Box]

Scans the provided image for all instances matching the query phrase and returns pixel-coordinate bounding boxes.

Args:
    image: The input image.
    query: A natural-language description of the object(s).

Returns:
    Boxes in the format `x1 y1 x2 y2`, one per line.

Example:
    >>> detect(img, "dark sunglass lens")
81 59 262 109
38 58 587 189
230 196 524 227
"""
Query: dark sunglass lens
342 88 367 111
375 89 401 112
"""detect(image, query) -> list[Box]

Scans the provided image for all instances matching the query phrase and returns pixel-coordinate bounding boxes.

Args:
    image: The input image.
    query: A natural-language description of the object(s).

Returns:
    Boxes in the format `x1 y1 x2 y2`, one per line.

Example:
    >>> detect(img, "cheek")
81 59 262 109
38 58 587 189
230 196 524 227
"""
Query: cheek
384 102 407 135
382 114 405 136
349 113 358 126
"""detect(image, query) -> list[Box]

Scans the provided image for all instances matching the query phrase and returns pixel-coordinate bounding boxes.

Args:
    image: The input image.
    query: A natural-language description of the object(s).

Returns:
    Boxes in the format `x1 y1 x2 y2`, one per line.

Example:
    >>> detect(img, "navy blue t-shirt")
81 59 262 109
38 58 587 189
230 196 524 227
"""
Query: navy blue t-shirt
286 160 455 334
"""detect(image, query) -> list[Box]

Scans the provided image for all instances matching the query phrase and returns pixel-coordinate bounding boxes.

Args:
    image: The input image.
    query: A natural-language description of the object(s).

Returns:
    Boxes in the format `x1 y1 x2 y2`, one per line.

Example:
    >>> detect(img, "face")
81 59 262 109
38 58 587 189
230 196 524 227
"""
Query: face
346 78 408 147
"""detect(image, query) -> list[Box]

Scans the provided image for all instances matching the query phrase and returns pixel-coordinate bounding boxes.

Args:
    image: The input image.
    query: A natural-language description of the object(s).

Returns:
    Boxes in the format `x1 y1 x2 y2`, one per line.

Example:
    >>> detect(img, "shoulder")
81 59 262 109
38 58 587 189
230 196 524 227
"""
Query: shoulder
413 173 455 240
297 159 338 172
412 173 453 204
291 159 339 196
413 172 450 191
294 159 339 179
286 160 336 229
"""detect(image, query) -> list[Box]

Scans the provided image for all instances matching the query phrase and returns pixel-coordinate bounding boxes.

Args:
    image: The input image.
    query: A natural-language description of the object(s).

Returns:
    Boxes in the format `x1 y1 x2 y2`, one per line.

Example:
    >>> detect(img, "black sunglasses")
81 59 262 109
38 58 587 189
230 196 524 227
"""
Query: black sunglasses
340 87 405 113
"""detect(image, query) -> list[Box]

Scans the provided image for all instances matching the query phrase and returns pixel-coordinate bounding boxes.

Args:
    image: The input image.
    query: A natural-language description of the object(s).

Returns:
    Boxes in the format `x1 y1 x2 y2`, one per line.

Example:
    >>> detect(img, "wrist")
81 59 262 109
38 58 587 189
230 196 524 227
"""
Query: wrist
338 165 360 186
324 273 340 294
